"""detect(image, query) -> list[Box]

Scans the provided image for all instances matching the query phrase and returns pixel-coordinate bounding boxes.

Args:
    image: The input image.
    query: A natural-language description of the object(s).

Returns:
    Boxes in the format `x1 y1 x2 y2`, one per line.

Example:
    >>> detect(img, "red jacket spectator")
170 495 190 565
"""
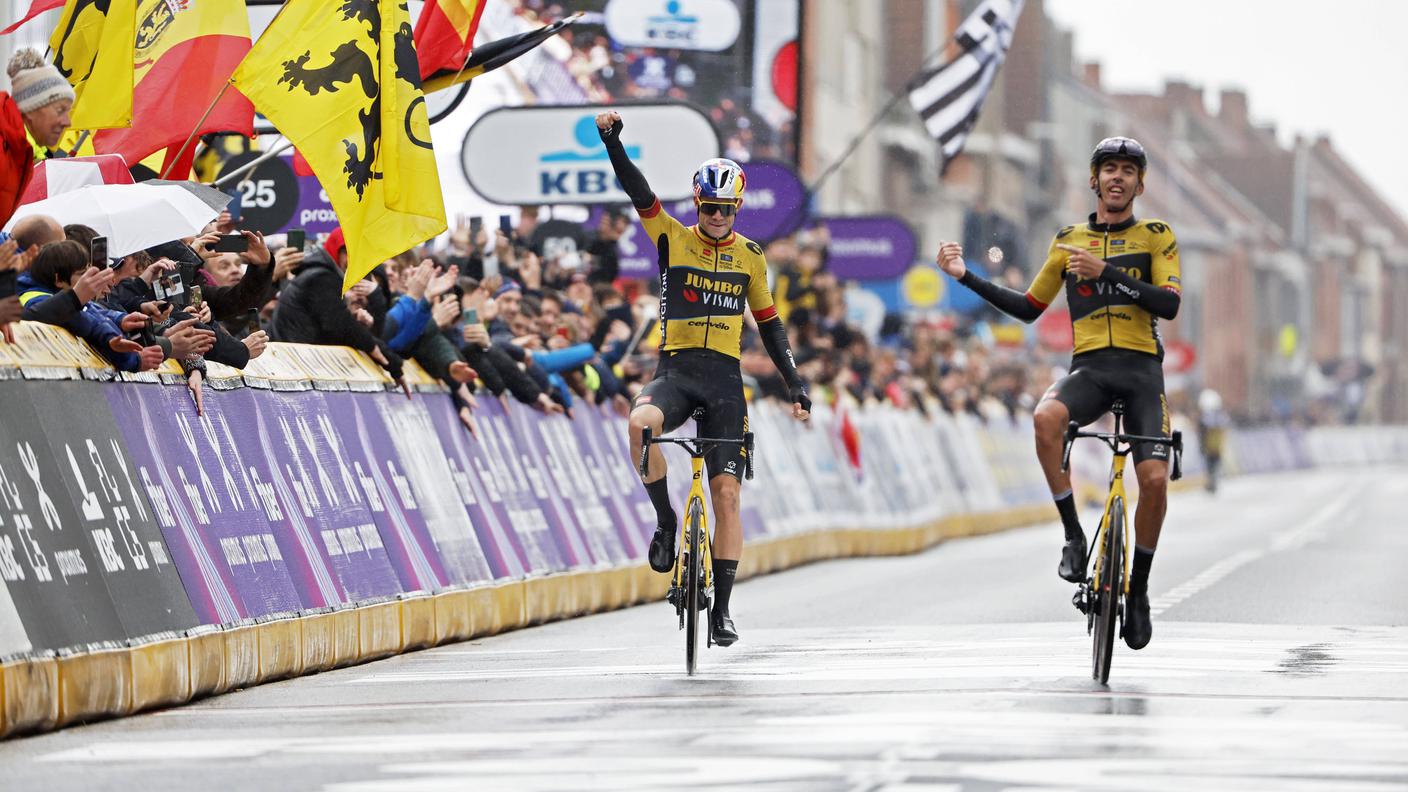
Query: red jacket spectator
0 93 33 228
2 48 76 228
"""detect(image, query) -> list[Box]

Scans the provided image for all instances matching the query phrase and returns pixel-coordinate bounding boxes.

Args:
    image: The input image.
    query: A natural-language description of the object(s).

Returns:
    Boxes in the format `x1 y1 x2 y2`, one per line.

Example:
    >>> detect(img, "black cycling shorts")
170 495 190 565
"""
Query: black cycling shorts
1043 349 1171 464
633 349 749 481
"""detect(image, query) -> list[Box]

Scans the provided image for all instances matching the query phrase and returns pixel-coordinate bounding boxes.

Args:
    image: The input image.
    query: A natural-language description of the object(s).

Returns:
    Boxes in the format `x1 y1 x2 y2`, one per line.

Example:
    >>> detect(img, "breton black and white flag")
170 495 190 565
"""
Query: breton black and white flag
908 0 1025 172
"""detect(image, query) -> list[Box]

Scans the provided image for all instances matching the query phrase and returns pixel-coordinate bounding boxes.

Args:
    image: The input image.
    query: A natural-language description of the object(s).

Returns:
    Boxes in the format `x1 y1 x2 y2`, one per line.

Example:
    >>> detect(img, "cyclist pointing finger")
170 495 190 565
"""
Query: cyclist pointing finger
937 137 1181 651
596 110 810 648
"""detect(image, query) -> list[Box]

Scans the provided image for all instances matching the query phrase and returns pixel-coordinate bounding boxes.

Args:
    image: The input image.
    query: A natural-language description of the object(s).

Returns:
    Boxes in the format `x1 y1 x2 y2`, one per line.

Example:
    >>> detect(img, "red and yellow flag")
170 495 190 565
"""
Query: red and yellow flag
413 0 486 82
94 0 253 169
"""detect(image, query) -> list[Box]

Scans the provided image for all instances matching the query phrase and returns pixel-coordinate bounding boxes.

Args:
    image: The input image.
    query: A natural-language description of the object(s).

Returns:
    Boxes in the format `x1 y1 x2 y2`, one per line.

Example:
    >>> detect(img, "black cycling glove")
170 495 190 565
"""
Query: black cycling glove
790 383 812 413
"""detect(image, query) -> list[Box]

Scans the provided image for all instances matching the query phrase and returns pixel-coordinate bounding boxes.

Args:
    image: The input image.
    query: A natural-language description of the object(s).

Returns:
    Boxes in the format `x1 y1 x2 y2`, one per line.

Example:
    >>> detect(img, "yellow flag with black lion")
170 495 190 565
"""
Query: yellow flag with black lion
232 0 445 292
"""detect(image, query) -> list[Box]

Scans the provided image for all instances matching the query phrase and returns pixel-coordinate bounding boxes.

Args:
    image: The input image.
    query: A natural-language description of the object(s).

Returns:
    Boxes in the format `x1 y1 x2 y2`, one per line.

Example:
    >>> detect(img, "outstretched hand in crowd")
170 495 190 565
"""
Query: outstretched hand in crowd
273 246 302 282
243 330 268 360
1 296 20 343
0 238 37 273
427 263 458 300
74 266 117 304
163 318 215 359
432 295 460 329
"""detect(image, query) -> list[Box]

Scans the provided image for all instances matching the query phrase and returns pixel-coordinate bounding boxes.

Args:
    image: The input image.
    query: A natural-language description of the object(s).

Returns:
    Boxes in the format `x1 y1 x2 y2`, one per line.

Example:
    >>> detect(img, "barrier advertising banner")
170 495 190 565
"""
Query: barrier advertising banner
363 394 495 588
420 396 532 581
472 398 574 573
0 386 138 653
108 384 303 625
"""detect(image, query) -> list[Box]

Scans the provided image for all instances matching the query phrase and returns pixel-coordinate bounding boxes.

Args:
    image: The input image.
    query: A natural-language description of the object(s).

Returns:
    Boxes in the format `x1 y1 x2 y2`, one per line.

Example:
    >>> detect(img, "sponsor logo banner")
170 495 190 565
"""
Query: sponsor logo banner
110 384 304 624
419 396 531 580
473 398 575 573
605 0 742 51
463 104 719 205
250 391 406 605
814 215 919 280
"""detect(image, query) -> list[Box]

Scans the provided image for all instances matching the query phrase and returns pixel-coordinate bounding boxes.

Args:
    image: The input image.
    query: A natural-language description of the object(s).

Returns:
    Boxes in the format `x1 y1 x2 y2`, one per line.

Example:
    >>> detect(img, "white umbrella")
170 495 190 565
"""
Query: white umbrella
3 181 228 257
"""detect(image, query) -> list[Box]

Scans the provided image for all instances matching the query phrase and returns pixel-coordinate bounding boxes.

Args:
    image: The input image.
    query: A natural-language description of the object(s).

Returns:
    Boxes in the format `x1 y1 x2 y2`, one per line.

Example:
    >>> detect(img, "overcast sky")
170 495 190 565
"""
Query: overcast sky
1045 0 1408 220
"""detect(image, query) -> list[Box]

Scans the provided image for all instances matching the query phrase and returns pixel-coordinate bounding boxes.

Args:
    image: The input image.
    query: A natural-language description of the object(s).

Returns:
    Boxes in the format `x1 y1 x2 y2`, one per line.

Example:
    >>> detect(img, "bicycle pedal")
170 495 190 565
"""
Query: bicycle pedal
1071 588 1090 614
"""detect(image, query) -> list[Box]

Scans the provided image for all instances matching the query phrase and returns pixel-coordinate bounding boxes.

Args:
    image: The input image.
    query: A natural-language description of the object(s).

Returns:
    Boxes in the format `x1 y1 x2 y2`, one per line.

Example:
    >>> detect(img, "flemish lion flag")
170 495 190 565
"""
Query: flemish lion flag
50 0 138 130
232 0 445 292
95 0 254 166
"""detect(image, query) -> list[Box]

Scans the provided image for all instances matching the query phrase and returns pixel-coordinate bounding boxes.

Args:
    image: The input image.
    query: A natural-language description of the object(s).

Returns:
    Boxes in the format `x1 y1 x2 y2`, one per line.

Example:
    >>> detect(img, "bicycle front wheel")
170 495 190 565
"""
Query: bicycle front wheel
684 500 703 676
1092 496 1125 684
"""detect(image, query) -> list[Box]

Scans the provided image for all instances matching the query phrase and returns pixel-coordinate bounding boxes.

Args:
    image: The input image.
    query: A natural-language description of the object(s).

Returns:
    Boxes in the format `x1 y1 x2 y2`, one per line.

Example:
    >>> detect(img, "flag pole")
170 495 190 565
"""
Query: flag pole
782 40 952 236
160 80 233 180
67 129 91 156
211 138 295 187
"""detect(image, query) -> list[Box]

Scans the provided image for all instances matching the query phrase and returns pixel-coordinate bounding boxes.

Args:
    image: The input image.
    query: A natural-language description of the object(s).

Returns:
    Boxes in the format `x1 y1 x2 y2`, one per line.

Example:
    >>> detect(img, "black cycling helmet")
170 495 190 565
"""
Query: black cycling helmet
1090 136 1147 174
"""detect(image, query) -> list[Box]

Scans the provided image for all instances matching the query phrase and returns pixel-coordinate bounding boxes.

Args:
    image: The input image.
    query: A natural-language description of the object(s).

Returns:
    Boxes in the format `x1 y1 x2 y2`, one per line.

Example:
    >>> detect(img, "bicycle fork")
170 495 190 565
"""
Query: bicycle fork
1073 452 1131 617
670 459 714 621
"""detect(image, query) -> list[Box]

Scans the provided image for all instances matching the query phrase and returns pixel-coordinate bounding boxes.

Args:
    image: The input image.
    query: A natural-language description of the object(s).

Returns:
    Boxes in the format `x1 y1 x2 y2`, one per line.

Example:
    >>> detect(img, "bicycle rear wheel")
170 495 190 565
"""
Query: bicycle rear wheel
1092 496 1125 684
684 500 703 676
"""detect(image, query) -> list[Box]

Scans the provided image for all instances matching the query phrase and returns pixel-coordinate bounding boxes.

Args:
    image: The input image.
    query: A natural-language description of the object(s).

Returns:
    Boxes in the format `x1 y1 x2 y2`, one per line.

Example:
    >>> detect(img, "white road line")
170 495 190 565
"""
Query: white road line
1150 481 1365 616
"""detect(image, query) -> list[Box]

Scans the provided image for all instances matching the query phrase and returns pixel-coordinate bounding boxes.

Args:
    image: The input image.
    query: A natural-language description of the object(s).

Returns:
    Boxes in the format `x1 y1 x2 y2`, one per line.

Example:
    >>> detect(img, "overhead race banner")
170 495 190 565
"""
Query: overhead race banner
605 0 743 51
462 104 721 205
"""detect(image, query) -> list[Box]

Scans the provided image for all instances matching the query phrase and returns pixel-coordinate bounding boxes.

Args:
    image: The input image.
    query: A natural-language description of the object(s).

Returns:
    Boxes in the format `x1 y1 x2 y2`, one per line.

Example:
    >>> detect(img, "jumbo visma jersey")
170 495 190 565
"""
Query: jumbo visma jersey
638 199 778 358
1027 216 1182 358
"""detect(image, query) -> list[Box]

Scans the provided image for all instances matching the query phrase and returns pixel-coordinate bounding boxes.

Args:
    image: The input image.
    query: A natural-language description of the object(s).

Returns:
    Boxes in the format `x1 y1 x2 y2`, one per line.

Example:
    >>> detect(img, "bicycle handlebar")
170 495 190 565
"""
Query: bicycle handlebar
1061 421 1184 481
638 431 756 480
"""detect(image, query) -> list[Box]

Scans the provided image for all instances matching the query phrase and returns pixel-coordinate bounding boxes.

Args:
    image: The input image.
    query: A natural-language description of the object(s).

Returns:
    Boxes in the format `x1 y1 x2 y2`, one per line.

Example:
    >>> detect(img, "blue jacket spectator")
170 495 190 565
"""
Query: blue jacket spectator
383 294 432 354
17 241 153 371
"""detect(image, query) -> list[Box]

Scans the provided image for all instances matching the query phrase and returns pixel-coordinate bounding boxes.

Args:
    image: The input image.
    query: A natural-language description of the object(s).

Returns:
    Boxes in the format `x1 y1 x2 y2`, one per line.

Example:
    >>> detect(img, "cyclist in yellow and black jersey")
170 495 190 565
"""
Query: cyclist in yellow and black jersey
938 137 1182 652
596 110 810 648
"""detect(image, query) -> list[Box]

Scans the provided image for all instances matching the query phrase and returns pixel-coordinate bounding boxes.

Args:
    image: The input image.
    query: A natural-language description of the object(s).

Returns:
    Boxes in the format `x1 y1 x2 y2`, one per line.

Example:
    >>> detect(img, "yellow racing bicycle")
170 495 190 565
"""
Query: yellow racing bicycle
1062 400 1181 683
638 428 753 676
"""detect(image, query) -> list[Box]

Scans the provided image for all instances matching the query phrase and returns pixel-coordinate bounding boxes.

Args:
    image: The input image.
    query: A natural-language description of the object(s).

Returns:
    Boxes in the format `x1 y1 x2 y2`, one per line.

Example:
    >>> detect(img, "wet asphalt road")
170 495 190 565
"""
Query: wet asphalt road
4 467 1407 791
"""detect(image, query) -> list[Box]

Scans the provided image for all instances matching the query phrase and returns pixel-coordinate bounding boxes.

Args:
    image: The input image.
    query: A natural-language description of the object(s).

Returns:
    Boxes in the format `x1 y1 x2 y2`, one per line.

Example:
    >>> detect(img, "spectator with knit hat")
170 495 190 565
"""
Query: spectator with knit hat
1 48 74 228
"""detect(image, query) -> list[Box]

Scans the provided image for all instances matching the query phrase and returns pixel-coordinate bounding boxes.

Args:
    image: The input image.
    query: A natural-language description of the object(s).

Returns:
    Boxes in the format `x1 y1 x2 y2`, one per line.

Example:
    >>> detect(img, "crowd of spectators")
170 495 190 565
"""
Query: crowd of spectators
0 43 1057 431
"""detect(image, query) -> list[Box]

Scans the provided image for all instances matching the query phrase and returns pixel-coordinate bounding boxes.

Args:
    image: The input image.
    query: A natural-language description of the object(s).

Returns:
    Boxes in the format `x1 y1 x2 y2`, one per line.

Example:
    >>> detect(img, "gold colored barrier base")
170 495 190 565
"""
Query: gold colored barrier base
1 499 1082 739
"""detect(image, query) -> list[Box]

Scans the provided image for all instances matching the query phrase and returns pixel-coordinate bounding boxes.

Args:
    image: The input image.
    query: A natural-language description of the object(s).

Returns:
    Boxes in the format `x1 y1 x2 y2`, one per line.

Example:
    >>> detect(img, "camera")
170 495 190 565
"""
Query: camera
154 270 188 308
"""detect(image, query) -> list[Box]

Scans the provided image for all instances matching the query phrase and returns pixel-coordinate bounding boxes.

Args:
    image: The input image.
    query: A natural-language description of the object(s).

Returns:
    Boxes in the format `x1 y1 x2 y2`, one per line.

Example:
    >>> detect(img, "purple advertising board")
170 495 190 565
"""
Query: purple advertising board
290 171 339 236
571 406 650 561
316 392 449 593
473 398 574 573
359 393 496 587
248 390 405 606
591 405 656 559
500 404 599 568
536 408 632 566
420 396 531 580
814 215 918 281
106 384 304 624
591 159 808 278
